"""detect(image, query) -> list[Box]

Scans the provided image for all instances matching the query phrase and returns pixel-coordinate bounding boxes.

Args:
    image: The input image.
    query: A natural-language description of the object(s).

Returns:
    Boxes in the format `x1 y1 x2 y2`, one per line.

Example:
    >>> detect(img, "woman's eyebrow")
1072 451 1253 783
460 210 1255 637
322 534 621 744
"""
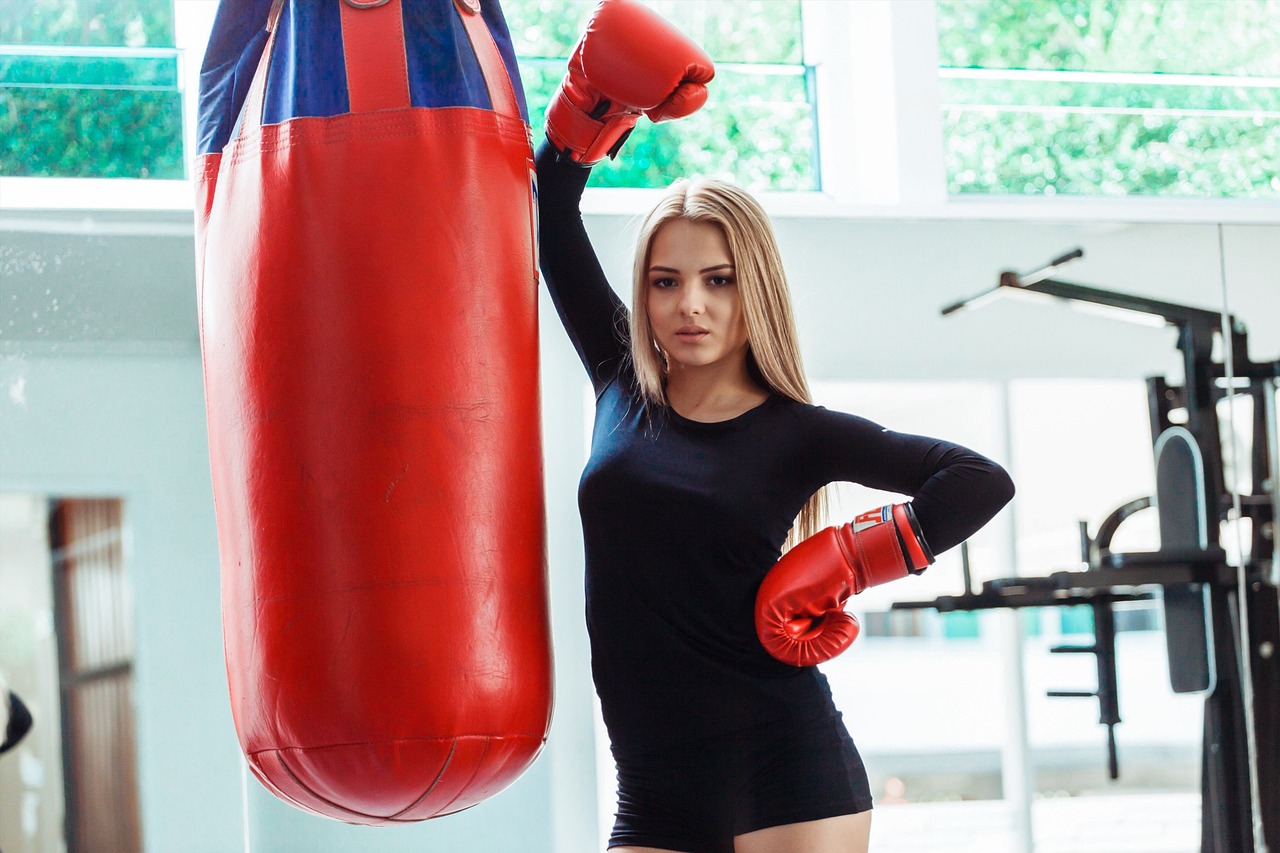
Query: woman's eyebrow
647 263 735 273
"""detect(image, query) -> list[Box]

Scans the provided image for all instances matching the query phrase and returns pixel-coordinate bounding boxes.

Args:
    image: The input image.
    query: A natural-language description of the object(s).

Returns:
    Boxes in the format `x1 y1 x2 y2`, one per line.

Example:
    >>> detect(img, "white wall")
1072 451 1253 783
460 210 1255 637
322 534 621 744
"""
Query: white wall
1 212 1276 853
0 354 240 853
0 345 594 853
579 214 1280 383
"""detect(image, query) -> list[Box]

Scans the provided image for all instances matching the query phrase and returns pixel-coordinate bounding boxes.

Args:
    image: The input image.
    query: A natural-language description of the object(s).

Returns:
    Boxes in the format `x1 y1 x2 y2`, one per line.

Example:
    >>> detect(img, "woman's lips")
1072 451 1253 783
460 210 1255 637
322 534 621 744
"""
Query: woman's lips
675 326 708 342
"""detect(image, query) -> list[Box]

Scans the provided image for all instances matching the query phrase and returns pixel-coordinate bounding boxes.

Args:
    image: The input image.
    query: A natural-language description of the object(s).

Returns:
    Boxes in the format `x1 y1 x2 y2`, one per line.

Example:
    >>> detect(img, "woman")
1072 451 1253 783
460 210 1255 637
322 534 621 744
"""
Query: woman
536 4 1014 851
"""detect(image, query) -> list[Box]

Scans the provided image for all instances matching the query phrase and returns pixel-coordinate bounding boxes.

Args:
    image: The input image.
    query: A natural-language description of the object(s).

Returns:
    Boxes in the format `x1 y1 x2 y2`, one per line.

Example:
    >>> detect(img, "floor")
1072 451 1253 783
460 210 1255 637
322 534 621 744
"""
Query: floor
870 793 1201 853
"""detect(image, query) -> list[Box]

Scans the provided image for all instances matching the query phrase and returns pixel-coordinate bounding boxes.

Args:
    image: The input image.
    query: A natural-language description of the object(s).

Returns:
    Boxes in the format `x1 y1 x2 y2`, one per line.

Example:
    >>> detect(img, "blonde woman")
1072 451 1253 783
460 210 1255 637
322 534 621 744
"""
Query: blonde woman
537 3 1014 851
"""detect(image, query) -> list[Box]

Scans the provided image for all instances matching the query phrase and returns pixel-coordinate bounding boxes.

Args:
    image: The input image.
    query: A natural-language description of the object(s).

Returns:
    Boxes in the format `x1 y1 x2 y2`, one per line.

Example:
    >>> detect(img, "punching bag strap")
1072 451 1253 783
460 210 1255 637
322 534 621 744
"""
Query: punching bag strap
230 0 286 142
340 0 412 112
453 0 522 122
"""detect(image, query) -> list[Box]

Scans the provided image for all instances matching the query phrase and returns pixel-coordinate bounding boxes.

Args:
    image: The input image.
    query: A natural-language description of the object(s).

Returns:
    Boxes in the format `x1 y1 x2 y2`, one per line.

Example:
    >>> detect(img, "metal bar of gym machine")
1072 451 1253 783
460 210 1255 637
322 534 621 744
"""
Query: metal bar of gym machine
904 250 1278 853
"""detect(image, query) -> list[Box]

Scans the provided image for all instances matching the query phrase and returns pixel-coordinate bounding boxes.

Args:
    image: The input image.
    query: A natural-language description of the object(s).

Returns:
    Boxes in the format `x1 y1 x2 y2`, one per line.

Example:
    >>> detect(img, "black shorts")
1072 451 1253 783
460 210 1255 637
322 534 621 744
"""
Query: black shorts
607 712 873 853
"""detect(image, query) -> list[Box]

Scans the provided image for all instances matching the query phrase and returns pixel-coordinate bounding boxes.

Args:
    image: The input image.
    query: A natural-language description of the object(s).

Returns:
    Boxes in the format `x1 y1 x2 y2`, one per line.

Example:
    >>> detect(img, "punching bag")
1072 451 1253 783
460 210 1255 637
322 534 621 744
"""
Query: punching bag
193 0 551 824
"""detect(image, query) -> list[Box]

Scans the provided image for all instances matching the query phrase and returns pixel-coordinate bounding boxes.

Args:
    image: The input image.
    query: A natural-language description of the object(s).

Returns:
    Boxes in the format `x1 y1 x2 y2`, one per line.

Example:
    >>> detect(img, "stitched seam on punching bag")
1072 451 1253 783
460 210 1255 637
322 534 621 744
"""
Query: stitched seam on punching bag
241 114 527 145
193 155 220 183
387 738 457 820
222 113 529 166
226 107 528 146
228 110 528 145
263 736 543 823
244 733 545 756
242 106 528 137
436 737 492 816
273 750 388 822
226 121 529 164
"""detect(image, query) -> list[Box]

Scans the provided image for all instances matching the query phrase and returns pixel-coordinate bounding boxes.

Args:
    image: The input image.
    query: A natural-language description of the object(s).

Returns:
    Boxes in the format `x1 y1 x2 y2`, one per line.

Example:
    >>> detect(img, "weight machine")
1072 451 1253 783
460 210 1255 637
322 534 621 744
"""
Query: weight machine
896 250 1279 852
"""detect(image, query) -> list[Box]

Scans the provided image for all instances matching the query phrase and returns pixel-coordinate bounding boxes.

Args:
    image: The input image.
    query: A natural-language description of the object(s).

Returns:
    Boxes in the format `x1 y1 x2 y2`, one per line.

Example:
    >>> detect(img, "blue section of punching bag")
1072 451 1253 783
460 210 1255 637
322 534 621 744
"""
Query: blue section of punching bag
197 0 529 156
196 0 275 155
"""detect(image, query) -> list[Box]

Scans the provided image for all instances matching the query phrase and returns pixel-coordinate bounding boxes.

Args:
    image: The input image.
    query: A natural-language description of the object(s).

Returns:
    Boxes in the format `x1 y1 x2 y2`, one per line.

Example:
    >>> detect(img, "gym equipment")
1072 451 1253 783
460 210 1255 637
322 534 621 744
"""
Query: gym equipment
194 0 551 823
903 250 1278 852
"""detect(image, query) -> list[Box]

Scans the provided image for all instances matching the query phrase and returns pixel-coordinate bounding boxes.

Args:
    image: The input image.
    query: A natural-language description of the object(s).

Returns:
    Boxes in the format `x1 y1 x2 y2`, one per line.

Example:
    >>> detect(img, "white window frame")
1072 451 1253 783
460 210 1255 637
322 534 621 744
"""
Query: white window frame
3 0 1279 225
0 0 214 216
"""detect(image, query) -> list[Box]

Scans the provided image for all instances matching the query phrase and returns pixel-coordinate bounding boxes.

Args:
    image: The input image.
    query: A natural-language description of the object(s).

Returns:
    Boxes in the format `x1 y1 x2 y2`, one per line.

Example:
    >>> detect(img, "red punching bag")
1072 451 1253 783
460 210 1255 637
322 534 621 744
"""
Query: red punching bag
193 0 551 824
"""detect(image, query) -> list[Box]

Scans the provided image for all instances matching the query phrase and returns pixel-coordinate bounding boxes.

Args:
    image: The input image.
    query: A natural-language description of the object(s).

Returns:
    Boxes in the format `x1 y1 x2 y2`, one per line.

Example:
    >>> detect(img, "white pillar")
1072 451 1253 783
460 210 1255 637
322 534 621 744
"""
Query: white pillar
814 0 946 206
999 381 1035 853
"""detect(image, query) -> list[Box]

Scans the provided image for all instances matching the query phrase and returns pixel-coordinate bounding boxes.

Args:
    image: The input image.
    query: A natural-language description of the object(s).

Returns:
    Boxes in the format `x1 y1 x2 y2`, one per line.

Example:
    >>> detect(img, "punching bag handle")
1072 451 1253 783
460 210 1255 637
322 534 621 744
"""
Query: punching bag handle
233 0 522 140
340 0 411 112
229 0 284 142
340 0 522 122
452 0 523 122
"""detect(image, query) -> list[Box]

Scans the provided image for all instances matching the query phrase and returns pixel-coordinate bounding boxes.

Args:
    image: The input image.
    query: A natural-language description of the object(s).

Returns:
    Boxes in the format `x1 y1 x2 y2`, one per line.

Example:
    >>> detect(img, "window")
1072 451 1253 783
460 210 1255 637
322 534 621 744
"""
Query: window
49 497 142 853
805 379 1200 811
937 0 1280 199
505 0 817 190
813 381 1011 640
0 0 182 179
0 495 142 853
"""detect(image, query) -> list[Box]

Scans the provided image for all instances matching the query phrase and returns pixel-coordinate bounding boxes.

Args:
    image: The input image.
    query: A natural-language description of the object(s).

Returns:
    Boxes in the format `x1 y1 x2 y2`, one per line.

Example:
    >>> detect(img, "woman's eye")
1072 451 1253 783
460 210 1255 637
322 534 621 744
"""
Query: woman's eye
709 276 734 287
650 277 677 288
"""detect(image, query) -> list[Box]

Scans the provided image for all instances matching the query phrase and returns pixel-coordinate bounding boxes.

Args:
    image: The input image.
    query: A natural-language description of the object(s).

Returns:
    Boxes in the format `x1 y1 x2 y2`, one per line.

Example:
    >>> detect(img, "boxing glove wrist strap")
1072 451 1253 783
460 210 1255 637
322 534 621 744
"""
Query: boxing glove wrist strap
546 95 639 165
846 503 934 592
892 502 934 572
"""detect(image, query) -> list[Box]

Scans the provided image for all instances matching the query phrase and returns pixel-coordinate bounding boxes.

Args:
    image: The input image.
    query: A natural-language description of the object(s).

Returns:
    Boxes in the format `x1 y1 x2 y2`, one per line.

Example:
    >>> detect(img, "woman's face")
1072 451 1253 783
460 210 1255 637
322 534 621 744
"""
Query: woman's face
645 219 750 374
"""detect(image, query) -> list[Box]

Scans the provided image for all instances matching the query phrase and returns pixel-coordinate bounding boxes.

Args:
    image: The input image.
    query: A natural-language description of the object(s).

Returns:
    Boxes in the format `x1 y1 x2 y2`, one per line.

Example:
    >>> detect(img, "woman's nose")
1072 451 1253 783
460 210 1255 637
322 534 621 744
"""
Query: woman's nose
678 284 705 316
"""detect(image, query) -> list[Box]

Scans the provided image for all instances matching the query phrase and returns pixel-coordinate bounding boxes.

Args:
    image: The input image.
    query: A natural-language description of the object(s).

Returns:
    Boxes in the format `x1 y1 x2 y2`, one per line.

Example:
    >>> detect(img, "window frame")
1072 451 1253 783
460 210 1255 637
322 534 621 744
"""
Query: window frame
1 0 1278 224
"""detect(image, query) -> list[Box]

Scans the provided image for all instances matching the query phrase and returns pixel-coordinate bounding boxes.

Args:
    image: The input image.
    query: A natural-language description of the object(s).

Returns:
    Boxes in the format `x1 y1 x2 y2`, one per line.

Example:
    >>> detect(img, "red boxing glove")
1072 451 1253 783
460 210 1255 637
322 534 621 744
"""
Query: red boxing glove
546 0 714 164
755 504 935 667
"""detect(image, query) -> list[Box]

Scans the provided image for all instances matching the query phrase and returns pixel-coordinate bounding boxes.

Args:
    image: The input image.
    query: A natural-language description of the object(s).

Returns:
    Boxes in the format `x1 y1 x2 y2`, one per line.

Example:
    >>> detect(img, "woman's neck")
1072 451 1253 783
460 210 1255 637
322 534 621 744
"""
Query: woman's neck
664 361 768 422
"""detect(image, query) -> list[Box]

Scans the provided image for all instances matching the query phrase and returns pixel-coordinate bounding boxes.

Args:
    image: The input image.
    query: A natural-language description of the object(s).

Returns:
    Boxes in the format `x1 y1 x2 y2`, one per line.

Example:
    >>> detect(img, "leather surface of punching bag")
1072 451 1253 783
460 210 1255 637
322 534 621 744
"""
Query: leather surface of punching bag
193 0 551 824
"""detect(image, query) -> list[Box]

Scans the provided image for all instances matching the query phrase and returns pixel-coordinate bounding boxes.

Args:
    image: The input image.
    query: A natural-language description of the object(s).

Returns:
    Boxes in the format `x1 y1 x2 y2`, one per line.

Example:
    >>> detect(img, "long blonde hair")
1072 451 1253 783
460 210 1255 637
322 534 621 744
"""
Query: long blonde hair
628 178 829 550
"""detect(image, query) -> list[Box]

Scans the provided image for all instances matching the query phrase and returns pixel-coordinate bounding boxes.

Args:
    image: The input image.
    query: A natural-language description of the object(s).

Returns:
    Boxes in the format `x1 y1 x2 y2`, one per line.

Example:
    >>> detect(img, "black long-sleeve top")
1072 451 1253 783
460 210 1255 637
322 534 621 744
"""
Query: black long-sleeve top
535 143 1015 755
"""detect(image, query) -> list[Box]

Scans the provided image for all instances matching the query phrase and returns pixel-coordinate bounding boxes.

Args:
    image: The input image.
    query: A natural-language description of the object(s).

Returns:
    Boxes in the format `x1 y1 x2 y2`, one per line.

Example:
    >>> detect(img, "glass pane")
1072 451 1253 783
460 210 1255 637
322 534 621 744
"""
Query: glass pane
505 0 802 63
510 0 815 190
641 0 803 65
592 66 815 191
0 87 183 178
943 107 1280 198
0 2 180 179
1007 378 1201 810
520 59 816 191
788 381 1013 808
935 0 1280 198
0 0 175 48
506 0 593 58
937 0 1280 76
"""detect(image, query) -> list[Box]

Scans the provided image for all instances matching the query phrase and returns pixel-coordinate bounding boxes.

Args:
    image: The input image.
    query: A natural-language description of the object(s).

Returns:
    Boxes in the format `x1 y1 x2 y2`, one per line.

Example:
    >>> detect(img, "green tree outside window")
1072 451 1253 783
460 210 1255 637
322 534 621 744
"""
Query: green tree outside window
507 0 817 191
1 0 182 179
2 0 815 189
937 0 1280 199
